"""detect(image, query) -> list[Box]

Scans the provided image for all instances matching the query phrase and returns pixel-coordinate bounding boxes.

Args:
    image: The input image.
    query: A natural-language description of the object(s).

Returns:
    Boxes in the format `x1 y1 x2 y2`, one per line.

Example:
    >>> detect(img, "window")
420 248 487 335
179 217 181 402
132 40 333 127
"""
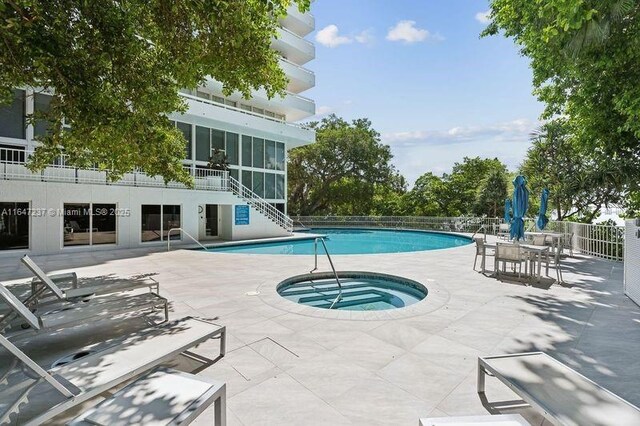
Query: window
242 170 252 188
176 122 192 160
252 107 264 115
92 204 117 245
224 99 237 108
226 132 238 165
265 110 275 118
162 205 181 240
240 104 252 112
265 140 276 170
212 95 224 104
63 203 91 246
211 129 225 151
34 93 52 138
253 138 264 168
276 142 285 171
0 89 25 139
229 168 239 181
275 203 286 214
0 202 29 250
276 174 285 199
242 136 252 167
63 203 117 247
141 205 162 242
141 205 180 242
252 172 264 198
195 126 210 161
265 173 276 199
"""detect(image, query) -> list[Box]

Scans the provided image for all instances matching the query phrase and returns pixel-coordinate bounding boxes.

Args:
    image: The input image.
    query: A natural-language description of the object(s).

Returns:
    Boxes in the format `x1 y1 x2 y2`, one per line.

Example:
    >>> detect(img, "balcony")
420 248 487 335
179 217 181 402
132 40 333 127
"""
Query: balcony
198 79 316 122
0 147 231 191
280 7 314 37
273 27 314 66
279 58 315 93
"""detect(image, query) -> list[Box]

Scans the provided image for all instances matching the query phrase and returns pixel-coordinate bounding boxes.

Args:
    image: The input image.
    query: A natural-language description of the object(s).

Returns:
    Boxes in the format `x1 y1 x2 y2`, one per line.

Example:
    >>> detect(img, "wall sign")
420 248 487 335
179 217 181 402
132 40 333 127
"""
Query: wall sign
235 205 250 225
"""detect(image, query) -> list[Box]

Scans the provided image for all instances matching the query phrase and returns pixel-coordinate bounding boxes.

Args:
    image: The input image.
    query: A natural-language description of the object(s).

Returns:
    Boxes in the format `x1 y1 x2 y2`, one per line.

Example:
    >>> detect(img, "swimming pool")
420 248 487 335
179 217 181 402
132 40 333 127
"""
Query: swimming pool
277 271 427 311
206 228 471 255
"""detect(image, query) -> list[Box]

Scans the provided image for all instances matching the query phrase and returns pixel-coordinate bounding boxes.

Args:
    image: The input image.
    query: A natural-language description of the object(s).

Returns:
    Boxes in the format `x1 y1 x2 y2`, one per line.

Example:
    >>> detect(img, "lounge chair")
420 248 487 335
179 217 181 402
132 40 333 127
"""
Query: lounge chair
0 316 226 425
21 255 159 306
477 352 640 425
419 414 528 425
0 283 168 334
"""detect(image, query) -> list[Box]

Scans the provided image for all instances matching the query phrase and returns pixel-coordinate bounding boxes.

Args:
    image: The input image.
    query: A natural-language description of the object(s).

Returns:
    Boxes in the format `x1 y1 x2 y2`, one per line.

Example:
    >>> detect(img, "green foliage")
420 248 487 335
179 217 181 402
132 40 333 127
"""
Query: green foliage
207 148 229 171
0 0 309 184
287 115 400 215
520 120 625 222
403 157 509 217
483 0 640 195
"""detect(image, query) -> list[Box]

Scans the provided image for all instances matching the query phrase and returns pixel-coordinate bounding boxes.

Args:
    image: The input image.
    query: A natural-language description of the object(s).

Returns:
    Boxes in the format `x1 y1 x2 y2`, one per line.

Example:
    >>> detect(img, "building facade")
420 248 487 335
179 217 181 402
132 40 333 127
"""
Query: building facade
0 7 315 256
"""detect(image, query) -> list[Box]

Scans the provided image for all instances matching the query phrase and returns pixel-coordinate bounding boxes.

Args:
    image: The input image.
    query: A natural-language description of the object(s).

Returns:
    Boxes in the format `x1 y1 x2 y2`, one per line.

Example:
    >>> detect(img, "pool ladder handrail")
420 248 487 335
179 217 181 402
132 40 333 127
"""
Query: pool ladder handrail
471 224 487 242
310 237 343 309
167 228 209 251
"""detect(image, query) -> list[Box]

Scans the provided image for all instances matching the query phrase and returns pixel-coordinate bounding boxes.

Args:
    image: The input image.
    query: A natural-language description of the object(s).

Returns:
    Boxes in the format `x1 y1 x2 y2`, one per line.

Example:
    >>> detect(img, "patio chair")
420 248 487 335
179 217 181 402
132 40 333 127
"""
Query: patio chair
473 237 494 272
478 352 640 425
494 243 527 279
0 316 226 425
21 255 159 307
497 224 510 240
0 282 168 335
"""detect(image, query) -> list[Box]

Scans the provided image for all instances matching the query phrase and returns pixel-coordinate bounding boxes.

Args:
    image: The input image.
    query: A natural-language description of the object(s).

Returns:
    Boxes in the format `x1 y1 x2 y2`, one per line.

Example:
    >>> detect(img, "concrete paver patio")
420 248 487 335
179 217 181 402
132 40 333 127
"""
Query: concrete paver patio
1 237 638 425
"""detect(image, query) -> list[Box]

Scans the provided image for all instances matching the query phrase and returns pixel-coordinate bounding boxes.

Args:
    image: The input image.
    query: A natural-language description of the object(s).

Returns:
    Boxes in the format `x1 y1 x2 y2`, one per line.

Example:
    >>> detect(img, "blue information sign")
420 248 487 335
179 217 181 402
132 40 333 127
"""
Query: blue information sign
235 205 250 225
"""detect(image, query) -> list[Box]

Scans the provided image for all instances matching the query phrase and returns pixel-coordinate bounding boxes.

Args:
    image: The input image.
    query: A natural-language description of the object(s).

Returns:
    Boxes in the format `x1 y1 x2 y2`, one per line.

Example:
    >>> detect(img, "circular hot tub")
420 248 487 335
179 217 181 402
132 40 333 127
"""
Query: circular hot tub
276 271 427 311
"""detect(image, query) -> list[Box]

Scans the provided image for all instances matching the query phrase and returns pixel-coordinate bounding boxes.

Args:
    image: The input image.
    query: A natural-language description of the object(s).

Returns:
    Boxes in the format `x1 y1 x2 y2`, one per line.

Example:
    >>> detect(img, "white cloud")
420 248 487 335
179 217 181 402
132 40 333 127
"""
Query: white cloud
355 29 374 45
475 11 491 25
315 105 334 116
315 25 352 48
382 119 540 186
315 25 374 48
386 20 442 44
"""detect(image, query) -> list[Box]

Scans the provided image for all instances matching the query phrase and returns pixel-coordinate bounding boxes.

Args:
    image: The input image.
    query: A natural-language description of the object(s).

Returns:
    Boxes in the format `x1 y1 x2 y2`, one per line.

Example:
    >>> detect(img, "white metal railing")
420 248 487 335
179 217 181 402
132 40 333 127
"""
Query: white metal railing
167 228 208 251
278 26 315 48
310 237 342 309
0 147 229 191
228 176 293 232
295 216 625 262
279 57 315 76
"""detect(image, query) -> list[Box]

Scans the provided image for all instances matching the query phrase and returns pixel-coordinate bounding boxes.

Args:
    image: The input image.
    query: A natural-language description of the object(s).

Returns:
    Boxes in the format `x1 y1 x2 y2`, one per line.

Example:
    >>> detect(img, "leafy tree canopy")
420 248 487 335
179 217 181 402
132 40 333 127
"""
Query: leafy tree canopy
287 114 399 215
483 0 640 190
520 120 625 222
0 0 309 184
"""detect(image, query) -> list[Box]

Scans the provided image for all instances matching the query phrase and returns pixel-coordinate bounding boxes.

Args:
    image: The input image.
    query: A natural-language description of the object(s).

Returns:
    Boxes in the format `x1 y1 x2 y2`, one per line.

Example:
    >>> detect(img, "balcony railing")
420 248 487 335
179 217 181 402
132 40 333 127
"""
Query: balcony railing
0 147 229 191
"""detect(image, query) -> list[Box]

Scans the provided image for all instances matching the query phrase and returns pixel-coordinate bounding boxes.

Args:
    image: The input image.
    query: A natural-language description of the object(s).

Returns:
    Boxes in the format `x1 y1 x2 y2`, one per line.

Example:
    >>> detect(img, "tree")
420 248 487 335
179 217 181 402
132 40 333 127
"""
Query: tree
403 173 447 217
287 115 398 215
520 120 625 222
474 167 508 217
483 0 640 195
0 0 309 184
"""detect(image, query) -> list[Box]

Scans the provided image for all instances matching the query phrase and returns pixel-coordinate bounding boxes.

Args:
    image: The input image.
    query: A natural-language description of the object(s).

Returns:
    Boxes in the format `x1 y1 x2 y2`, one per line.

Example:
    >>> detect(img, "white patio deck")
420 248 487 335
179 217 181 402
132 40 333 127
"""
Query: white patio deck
0 236 638 425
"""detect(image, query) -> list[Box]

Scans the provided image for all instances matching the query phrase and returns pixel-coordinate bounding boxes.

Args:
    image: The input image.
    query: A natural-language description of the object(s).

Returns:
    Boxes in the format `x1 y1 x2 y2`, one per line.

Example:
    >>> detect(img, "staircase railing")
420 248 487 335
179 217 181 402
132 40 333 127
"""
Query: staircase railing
227 176 293 232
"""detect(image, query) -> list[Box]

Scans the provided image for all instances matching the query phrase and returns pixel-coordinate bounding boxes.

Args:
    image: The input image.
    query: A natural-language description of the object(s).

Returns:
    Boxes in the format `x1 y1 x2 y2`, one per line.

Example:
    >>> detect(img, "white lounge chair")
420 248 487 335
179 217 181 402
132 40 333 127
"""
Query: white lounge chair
478 352 640 425
0 316 225 425
22 255 159 306
0 283 168 334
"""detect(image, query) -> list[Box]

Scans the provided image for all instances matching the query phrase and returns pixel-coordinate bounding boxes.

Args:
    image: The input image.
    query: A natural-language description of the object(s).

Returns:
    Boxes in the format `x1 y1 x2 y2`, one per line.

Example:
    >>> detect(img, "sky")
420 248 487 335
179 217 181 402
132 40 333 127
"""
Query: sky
303 0 544 186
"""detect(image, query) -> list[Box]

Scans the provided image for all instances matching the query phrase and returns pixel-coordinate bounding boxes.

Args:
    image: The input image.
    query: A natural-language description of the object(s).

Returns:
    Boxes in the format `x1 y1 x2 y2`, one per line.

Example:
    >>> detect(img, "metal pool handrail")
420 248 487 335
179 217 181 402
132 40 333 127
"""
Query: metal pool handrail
167 228 208 252
310 237 343 309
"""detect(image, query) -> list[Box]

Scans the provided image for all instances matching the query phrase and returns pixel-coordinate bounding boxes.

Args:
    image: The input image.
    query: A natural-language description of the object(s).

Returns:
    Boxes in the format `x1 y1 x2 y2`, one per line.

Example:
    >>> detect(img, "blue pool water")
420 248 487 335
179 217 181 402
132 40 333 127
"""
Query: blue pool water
206 228 471 255
277 272 428 311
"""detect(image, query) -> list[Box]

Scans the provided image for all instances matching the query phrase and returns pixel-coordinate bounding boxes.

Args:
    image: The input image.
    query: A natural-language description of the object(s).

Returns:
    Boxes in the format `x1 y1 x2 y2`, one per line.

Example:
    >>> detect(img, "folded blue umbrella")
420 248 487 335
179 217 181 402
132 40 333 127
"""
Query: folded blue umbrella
536 188 549 230
510 175 529 241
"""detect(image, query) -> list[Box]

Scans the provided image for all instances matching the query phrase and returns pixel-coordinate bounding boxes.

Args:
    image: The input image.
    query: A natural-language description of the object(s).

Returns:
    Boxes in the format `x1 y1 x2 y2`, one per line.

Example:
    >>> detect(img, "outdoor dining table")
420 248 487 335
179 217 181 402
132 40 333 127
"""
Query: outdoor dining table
524 231 564 260
481 242 550 282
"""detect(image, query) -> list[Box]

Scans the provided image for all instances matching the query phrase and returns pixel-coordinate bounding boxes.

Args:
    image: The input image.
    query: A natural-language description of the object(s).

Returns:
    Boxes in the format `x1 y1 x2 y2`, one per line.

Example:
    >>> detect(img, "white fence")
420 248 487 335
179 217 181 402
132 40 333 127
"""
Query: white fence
294 216 625 262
